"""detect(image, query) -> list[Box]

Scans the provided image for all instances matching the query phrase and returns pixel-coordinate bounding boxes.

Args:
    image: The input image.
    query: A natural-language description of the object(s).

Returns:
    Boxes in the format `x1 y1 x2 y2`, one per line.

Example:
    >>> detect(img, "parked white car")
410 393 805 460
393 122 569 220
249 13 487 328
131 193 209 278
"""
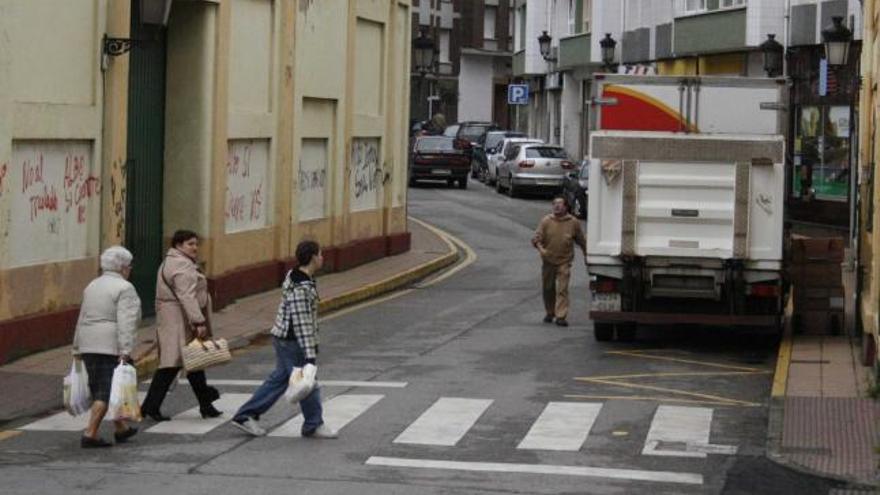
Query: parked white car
496 143 574 198
488 137 542 186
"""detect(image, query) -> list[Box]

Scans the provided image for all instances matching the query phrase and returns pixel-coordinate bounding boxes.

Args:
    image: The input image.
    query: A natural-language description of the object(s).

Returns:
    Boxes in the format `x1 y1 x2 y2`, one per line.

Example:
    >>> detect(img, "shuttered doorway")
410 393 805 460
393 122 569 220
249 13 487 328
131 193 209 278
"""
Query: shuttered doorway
125 5 167 316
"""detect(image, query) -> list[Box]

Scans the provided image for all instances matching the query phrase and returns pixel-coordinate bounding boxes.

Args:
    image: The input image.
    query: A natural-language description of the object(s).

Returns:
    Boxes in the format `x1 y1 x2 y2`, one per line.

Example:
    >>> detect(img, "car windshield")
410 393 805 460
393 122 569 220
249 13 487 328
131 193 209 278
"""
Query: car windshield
525 147 568 159
486 132 525 150
459 125 491 142
443 125 460 137
416 137 456 151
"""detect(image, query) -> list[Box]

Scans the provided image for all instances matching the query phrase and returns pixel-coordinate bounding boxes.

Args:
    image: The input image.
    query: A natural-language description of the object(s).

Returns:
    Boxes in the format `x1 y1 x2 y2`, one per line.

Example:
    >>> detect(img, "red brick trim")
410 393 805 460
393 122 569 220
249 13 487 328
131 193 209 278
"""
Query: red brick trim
0 307 80 364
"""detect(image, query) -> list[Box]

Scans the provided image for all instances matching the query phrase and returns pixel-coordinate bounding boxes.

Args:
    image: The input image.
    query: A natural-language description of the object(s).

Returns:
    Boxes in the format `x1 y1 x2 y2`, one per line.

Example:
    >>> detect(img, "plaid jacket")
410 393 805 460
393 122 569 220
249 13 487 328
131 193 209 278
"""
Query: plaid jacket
270 269 319 359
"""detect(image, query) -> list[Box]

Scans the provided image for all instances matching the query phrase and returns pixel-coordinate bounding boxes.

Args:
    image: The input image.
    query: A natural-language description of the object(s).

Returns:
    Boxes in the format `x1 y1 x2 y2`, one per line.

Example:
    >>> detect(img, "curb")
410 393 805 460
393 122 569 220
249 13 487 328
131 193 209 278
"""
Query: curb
765 317 880 489
133 220 462 382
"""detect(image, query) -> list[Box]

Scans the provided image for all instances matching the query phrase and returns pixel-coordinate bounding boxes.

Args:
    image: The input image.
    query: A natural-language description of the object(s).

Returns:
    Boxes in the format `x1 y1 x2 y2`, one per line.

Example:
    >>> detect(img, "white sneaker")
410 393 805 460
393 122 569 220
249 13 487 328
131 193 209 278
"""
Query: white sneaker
304 424 338 439
231 417 267 437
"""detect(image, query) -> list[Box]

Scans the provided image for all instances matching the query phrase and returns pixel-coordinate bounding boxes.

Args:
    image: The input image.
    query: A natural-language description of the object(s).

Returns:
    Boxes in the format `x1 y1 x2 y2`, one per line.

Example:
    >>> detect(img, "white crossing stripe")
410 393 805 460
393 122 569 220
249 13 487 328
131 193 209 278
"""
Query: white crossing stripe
517 402 602 451
365 456 703 485
148 379 408 388
147 393 251 435
642 405 737 458
19 393 146 432
393 398 492 447
269 394 384 437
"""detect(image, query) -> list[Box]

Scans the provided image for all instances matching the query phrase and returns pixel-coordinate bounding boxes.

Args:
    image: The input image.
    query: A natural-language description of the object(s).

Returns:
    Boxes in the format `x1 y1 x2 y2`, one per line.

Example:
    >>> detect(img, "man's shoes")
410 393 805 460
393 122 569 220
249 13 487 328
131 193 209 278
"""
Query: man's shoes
302 424 338 439
555 318 569 327
543 314 554 324
231 417 267 437
114 427 138 443
81 436 113 448
200 404 223 419
142 410 171 422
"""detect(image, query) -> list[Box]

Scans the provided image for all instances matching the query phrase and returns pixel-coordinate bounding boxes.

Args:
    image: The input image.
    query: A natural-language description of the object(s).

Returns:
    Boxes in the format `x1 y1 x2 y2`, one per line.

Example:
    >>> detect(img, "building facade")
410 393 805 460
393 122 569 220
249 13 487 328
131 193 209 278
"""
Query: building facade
410 0 460 123
0 0 413 365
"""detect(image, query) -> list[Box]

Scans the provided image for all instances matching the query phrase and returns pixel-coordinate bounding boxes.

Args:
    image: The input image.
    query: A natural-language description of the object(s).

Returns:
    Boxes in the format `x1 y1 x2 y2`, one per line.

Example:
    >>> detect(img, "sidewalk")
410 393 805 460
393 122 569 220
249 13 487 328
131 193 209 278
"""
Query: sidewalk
769 331 880 487
0 218 459 426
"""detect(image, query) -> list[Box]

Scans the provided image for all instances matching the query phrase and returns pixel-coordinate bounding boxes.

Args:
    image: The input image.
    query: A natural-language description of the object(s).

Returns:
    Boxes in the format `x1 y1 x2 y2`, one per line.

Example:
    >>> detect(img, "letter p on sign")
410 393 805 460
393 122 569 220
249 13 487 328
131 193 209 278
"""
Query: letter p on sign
508 84 529 105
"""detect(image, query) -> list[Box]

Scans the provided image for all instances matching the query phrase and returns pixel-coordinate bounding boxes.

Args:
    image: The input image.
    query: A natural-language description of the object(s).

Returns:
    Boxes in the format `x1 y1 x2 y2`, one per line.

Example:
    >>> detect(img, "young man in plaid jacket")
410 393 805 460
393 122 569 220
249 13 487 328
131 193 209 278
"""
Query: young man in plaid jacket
231 240 337 438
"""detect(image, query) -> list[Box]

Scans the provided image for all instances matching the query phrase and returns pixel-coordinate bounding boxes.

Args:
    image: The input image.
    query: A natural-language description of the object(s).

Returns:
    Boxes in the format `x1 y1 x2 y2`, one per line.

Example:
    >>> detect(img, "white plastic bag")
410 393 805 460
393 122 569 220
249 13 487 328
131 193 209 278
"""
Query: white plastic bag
284 364 317 404
106 363 142 422
63 360 91 417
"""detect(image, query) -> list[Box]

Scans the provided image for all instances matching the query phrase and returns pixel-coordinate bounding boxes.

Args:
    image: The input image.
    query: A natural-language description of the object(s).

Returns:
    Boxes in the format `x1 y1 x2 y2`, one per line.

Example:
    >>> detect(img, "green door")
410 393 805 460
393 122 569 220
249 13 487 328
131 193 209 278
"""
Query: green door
126 4 167 315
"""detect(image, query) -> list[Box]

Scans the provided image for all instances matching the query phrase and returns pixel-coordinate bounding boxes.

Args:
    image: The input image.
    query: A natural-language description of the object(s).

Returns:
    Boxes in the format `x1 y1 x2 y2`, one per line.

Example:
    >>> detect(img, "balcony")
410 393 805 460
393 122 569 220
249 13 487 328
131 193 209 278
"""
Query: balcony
513 50 526 77
558 33 591 70
674 8 747 55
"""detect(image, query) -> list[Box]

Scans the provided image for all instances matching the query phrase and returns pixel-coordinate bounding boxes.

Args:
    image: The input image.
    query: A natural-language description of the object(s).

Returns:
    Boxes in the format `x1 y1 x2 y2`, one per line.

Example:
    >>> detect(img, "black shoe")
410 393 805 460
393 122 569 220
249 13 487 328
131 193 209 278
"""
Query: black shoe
114 427 138 443
543 315 554 323
206 386 221 403
81 436 112 448
142 410 171 422
555 318 569 327
200 404 222 419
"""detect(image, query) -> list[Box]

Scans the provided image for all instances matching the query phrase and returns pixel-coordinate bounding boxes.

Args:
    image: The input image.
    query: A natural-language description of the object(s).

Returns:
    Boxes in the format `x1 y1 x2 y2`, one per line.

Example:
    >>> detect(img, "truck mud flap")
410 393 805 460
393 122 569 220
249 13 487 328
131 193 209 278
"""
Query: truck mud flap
590 311 780 328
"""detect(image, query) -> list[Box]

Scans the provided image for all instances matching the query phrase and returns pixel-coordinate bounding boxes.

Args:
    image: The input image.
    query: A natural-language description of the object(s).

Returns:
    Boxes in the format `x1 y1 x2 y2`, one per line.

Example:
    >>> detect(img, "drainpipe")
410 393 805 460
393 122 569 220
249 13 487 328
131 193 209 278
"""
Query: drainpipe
783 0 791 77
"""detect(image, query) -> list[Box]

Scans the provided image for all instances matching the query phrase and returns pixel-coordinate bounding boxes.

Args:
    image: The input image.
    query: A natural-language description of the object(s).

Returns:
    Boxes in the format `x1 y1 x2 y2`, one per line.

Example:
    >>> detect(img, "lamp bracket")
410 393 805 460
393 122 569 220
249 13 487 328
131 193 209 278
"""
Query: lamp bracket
103 35 136 57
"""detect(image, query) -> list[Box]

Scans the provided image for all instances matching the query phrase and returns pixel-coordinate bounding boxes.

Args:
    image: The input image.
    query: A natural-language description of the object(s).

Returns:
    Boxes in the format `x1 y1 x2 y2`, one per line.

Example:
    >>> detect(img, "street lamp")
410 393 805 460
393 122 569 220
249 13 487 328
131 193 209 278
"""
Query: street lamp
413 29 437 75
760 34 784 77
538 31 556 62
600 33 617 70
821 16 853 66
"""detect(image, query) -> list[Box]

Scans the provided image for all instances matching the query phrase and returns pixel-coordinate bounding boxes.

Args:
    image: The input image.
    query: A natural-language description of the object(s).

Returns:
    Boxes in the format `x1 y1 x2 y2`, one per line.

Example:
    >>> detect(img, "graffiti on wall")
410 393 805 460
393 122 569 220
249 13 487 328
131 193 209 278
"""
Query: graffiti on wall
298 138 328 221
7 141 97 267
350 138 381 212
225 139 270 233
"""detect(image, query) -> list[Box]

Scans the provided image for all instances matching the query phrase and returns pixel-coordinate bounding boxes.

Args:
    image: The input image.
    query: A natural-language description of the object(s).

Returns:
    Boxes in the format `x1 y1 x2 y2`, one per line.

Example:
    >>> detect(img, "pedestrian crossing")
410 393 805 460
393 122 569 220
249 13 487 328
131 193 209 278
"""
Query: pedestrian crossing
17 391 739 458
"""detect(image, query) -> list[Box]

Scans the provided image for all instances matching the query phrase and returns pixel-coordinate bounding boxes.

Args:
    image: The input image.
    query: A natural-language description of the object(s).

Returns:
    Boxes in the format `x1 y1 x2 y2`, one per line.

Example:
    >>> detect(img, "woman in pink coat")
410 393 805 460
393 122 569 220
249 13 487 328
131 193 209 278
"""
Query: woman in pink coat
141 230 221 421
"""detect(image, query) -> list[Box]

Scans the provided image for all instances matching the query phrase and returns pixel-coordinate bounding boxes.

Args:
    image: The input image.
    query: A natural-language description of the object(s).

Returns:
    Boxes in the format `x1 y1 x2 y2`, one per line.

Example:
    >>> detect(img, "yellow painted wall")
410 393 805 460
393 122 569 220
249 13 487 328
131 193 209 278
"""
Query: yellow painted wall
0 0 412 327
657 53 745 76
0 0 129 321
859 0 880 368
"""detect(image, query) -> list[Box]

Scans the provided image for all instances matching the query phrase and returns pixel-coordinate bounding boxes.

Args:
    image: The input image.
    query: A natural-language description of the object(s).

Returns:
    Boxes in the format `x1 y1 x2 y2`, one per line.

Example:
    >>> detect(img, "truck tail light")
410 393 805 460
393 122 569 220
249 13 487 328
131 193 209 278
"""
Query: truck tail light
561 160 575 170
518 160 535 168
590 279 619 293
748 283 780 298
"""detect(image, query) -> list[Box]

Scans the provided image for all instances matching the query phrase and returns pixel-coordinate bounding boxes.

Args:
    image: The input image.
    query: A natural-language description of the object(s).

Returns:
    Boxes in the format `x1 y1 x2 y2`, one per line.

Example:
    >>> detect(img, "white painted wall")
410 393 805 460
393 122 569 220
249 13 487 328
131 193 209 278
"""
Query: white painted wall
561 73 582 159
458 55 494 122
350 138 381 212
225 139 270 233
298 138 328 221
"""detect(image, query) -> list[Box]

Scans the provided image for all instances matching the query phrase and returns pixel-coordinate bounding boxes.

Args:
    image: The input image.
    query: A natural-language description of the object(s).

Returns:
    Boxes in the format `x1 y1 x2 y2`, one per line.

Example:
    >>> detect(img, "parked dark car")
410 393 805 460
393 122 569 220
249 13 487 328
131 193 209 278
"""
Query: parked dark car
561 159 590 219
409 136 471 189
472 130 527 180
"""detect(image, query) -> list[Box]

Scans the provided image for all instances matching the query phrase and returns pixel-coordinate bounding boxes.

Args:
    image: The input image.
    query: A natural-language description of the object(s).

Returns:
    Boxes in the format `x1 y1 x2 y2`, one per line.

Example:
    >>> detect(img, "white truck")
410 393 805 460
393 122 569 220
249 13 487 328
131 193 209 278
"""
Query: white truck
586 75 787 341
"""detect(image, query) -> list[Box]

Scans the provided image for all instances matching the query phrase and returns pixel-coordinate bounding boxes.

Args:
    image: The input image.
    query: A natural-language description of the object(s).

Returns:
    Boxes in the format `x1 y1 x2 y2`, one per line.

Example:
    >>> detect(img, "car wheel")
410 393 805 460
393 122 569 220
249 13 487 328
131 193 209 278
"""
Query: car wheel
408 177 417 187
447 179 456 188
616 323 637 342
507 176 518 198
495 175 504 193
594 323 614 342
458 178 468 189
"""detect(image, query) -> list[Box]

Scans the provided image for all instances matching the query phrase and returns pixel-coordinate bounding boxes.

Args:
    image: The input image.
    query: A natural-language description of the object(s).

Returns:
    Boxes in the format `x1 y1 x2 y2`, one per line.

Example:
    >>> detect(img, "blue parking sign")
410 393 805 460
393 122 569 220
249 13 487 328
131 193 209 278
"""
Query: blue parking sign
508 84 529 105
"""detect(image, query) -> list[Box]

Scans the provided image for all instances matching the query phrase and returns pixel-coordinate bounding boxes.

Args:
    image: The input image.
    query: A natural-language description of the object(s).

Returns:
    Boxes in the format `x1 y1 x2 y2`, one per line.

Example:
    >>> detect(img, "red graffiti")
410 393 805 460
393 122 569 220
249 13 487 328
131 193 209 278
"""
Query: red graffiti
22 155 45 193
29 184 59 221
0 162 7 194
249 182 263 221
226 145 252 178
64 155 87 189
226 191 246 222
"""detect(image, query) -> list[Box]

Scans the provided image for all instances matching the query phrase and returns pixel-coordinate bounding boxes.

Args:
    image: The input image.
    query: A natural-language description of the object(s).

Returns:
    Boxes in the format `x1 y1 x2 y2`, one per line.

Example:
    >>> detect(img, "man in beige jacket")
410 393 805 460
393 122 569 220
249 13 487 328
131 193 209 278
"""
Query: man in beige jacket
532 196 586 327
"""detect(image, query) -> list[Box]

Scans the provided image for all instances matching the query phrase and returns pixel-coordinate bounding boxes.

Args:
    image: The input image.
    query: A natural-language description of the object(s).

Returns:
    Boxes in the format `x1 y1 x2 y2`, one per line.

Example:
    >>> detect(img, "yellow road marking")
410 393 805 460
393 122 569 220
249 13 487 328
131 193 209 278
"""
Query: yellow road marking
320 217 476 323
605 350 767 373
577 377 762 407
565 394 756 407
771 322 792 398
0 430 22 442
575 371 771 381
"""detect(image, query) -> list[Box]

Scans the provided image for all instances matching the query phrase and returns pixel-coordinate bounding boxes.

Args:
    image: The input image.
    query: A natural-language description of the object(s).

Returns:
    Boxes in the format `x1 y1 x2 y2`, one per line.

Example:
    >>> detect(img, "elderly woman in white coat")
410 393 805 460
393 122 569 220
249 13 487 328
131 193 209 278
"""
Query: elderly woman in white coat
141 230 221 421
71 246 141 448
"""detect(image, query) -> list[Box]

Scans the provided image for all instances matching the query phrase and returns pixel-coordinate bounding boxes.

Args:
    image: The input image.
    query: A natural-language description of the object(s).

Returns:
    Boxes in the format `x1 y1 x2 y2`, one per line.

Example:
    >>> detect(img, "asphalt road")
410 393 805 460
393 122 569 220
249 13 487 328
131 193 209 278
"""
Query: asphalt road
1 181 836 494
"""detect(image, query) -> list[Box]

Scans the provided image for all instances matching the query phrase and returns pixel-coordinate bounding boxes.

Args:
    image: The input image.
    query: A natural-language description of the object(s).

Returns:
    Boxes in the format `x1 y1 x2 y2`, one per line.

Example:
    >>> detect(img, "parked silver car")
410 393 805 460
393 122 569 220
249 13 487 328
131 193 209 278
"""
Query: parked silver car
487 137 542 186
496 144 574 198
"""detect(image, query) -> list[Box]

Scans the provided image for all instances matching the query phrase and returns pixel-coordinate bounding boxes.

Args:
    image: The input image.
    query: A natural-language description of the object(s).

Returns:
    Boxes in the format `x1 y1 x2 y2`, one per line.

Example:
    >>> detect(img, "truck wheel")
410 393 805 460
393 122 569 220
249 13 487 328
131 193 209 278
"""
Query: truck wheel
458 178 468 189
791 314 803 335
616 324 637 342
594 323 614 342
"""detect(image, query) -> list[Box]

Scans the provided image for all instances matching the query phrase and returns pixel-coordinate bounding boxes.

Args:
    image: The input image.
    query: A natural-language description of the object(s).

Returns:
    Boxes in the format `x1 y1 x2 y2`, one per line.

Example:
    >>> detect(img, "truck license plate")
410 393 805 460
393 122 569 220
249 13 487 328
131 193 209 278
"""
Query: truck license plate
432 169 451 175
591 293 621 312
